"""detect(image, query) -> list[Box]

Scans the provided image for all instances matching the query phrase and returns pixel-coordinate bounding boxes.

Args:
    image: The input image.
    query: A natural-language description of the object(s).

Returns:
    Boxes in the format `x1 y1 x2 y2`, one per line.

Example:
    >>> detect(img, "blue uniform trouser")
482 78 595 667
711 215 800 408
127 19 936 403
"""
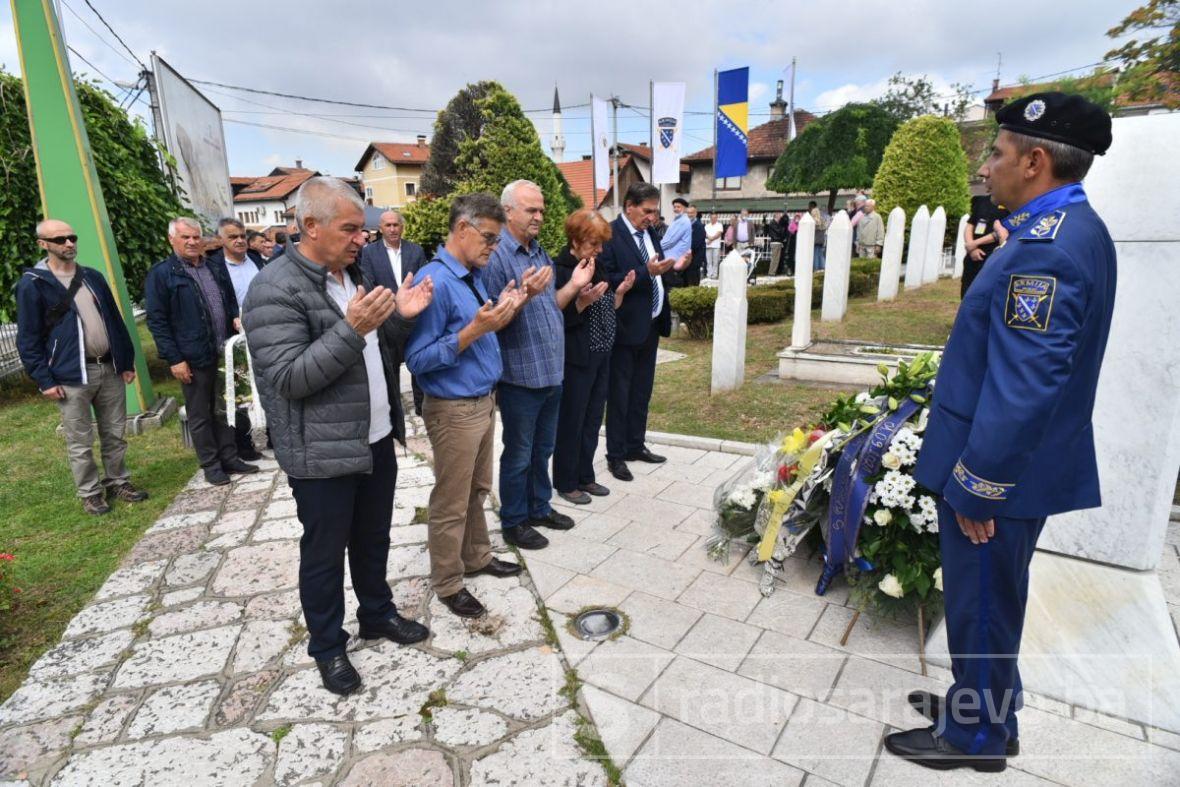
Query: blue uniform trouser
936 499 1046 755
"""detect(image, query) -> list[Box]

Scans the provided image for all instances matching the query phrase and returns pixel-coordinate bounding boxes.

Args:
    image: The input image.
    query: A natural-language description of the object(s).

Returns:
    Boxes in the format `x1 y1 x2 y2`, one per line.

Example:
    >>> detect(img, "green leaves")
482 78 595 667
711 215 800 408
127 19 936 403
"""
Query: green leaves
871 115 970 228
767 103 898 196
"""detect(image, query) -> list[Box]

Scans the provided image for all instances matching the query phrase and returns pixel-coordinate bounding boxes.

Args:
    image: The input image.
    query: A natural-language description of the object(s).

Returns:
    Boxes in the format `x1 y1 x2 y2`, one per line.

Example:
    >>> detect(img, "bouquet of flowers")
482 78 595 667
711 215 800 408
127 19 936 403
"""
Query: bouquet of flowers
709 353 944 615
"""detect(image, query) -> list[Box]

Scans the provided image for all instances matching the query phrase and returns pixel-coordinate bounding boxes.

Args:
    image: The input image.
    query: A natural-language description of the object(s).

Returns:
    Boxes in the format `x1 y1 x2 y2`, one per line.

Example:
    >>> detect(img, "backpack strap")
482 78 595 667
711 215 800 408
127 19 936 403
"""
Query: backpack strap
42 272 84 340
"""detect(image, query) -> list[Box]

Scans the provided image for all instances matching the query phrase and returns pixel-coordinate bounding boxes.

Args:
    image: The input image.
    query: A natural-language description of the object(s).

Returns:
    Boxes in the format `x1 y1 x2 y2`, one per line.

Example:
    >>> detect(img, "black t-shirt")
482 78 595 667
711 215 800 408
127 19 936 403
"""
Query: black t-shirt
967 195 1011 259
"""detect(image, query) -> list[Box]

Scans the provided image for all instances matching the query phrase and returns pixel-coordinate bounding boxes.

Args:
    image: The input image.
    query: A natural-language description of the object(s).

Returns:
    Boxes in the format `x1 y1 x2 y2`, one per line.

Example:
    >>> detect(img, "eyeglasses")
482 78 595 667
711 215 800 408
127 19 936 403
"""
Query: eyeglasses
467 223 500 247
38 234 78 245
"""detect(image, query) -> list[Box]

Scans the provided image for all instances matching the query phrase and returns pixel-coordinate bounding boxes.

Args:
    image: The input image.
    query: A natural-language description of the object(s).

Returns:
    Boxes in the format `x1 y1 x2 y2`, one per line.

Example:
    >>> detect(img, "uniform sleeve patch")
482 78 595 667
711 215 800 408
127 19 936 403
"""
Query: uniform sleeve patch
1004 274 1056 332
953 460 1014 501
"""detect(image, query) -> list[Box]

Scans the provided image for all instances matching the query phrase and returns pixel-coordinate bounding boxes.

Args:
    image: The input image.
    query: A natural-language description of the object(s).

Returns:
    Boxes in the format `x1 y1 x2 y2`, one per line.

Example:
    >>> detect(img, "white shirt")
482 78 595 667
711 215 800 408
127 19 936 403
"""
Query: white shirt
704 221 724 249
620 213 662 320
384 242 403 285
324 270 393 445
223 253 259 311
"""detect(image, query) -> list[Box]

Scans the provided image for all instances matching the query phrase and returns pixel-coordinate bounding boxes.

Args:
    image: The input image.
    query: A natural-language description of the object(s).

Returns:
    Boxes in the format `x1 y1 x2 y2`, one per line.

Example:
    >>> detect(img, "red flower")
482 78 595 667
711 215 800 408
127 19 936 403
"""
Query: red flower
808 429 826 444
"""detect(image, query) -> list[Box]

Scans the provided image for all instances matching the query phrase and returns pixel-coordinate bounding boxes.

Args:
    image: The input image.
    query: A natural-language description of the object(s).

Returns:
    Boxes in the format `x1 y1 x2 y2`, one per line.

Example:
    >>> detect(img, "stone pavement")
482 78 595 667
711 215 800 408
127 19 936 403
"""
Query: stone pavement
4 405 1180 786
0 409 607 786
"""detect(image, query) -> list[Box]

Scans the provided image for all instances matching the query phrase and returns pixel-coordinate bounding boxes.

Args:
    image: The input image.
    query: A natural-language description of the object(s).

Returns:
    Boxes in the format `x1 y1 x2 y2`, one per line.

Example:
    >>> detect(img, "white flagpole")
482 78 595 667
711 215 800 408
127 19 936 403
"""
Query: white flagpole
788 57 798 141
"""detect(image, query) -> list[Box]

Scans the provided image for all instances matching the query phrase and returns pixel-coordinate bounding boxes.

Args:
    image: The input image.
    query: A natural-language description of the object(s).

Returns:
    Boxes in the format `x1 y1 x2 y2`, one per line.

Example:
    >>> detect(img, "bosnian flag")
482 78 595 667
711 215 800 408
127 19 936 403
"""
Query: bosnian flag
716 67 749 178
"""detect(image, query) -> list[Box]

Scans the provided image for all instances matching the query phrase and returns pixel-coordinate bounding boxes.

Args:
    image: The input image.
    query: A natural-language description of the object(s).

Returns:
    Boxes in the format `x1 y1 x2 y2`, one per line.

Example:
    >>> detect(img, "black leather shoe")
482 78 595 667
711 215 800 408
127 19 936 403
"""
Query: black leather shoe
316 654 362 695
222 458 260 475
439 588 486 618
558 489 592 505
358 613 429 645
465 557 523 578
203 466 231 486
907 690 1020 756
884 726 1007 772
502 524 550 549
238 447 264 462
608 460 633 481
579 482 610 496
625 448 666 464
530 510 575 530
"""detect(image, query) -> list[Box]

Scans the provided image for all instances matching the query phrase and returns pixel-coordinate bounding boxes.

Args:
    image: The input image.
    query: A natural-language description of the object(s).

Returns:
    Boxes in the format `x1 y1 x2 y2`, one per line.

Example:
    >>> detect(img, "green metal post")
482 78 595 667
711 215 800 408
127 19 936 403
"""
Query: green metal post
11 0 155 413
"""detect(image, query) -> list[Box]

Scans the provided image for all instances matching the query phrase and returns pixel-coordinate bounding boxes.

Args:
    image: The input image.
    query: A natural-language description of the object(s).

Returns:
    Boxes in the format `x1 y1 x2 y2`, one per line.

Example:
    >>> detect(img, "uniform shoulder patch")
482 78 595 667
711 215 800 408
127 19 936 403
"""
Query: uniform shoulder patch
1004 274 1056 332
1019 209 1066 242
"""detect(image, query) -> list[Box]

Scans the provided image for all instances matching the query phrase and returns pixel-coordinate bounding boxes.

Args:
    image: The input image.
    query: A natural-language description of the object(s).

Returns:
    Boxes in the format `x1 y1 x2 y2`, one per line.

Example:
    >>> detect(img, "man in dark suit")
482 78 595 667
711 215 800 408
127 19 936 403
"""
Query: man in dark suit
599 183 689 482
686 204 706 287
359 210 429 414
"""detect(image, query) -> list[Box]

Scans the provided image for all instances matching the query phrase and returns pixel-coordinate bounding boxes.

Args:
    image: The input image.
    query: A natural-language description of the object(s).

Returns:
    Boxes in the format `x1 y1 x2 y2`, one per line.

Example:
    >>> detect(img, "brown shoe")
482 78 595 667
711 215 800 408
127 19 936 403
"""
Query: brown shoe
82 494 111 515
107 482 149 503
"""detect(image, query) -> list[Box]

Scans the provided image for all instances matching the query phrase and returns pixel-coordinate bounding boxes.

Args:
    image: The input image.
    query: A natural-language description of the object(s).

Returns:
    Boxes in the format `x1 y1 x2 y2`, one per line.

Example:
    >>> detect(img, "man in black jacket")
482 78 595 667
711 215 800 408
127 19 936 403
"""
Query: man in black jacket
686 205 706 287
145 217 258 486
16 219 149 515
359 210 430 415
599 183 689 482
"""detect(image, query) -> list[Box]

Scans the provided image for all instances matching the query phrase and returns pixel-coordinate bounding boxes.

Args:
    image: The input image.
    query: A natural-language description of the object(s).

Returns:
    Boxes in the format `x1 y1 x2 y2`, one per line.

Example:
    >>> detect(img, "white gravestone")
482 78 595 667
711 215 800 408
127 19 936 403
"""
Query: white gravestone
790 213 816 349
877 207 905 302
820 211 852 322
710 251 748 394
921 205 946 283
903 204 929 290
952 214 968 279
929 112 1180 733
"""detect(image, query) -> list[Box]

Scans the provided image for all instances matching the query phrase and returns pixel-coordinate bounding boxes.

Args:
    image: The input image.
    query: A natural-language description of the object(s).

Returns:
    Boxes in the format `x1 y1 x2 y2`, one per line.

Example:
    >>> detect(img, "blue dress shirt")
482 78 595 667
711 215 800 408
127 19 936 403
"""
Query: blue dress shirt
660 213 692 261
405 248 503 399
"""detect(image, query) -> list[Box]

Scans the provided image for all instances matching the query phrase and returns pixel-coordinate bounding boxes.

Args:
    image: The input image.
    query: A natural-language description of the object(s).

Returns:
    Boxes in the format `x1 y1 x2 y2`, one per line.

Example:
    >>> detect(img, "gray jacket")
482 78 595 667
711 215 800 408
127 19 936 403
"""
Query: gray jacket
242 245 414 479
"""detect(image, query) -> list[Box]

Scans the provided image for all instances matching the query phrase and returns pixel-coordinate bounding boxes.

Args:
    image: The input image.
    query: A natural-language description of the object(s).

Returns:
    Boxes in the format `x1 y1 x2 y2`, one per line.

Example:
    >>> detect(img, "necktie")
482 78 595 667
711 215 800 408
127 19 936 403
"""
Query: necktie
635 230 661 318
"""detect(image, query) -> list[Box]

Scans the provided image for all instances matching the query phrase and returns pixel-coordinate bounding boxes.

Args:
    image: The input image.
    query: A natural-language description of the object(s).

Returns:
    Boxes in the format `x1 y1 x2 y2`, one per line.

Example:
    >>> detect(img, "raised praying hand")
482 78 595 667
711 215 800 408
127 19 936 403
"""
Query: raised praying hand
570 257 596 290
395 273 434 319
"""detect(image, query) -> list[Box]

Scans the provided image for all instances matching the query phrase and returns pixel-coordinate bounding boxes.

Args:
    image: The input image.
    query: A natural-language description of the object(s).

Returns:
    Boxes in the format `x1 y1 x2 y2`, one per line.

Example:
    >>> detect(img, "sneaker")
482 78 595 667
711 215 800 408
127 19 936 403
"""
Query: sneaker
107 482 149 503
82 494 111 515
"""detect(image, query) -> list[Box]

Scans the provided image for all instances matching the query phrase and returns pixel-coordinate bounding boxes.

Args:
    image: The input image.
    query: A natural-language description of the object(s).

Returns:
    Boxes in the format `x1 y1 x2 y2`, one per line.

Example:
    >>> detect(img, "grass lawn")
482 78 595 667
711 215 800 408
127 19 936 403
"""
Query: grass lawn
649 278 961 443
0 327 196 702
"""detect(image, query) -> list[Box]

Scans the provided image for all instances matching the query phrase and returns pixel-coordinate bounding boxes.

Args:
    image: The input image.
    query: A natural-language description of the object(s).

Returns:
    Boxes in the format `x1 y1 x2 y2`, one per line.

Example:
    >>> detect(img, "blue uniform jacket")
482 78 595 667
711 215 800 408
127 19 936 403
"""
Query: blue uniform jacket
914 187 1117 521
15 262 136 390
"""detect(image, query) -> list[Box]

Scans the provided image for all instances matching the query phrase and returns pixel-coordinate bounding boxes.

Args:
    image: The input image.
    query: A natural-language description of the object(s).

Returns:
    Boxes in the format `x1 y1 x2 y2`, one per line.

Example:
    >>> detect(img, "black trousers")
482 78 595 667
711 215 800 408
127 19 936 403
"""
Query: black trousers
553 351 610 492
289 434 398 660
182 364 238 470
606 327 659 461
234 408 255 454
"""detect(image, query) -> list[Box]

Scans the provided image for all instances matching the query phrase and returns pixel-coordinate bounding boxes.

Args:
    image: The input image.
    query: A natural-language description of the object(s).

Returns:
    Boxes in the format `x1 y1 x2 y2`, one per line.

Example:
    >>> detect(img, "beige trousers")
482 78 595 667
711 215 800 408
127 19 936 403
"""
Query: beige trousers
58 362 130 498
421 393 495 596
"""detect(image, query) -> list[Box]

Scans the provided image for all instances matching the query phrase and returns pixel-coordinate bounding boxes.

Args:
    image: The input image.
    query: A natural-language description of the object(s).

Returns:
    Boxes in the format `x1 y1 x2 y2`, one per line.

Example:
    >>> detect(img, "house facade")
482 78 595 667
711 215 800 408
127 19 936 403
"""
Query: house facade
355 137 431 209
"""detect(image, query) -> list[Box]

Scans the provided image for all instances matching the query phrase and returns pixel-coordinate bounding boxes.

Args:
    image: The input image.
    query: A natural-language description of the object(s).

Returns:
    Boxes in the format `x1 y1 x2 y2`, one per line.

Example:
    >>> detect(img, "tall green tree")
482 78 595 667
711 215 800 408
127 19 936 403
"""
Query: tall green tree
873 73 976 122
872 115 970 222
766 102 898 211
0 70 186 320
1106 0 1180 108
419 81 500 198
405 82 572 255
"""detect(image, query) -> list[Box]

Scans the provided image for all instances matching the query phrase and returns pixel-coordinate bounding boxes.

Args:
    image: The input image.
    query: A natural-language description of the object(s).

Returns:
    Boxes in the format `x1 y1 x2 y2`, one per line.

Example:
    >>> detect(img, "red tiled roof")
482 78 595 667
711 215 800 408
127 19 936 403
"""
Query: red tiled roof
557 159 606 210
683 110 818 162
984 73 1178 109
355 142 431 172
229 176 256 186
234 170 317 202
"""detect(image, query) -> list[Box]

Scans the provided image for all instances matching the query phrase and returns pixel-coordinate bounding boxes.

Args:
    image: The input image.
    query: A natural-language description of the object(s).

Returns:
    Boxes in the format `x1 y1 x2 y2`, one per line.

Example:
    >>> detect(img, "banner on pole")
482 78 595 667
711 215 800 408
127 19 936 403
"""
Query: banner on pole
650 82 686 184
715 67 749 179
591 94 612 197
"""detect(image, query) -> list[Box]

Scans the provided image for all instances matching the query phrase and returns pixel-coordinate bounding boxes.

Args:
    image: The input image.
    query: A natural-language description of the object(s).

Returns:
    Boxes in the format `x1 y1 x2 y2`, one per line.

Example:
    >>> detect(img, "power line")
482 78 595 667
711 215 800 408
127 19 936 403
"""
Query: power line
81 0 146 70
201 85 434 136
65 44 121 86
223 118 374 143
60 0 137 68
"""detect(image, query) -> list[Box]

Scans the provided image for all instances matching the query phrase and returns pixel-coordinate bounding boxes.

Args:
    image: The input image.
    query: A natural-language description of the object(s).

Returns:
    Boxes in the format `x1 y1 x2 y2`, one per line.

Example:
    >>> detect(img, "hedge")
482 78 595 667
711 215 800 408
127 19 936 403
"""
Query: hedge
668 286 717 338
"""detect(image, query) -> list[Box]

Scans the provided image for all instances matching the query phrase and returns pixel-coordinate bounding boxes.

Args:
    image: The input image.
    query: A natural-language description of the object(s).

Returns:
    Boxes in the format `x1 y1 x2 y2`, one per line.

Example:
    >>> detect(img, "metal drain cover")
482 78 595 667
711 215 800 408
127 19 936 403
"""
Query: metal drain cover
572 609 622 641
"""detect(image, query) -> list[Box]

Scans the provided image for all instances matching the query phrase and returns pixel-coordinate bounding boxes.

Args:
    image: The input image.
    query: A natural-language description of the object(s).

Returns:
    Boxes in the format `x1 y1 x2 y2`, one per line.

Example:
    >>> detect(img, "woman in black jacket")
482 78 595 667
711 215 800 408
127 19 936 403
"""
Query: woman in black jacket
552 209 635 504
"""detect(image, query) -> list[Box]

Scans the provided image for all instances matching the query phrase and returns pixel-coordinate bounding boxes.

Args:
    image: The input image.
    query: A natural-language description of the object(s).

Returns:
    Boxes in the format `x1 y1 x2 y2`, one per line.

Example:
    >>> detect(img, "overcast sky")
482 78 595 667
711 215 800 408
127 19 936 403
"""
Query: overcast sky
0 0 1141 178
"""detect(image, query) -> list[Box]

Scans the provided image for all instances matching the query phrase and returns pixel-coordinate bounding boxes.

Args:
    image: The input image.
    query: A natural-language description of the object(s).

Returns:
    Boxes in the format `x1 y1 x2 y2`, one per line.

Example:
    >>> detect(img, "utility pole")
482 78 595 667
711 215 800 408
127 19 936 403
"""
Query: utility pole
710 69 717 212
611 95 620 215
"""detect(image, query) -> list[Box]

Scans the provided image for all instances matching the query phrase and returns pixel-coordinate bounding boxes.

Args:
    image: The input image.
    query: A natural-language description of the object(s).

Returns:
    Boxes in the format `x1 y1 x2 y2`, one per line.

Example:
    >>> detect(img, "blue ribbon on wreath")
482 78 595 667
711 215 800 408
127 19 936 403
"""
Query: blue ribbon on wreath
816 396 922 596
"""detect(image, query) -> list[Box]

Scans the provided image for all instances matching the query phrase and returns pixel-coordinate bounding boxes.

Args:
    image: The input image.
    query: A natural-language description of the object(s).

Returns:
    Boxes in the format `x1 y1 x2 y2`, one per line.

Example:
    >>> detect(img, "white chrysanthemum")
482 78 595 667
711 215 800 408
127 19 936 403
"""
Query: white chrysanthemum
731 486 757 510
878 573 905 598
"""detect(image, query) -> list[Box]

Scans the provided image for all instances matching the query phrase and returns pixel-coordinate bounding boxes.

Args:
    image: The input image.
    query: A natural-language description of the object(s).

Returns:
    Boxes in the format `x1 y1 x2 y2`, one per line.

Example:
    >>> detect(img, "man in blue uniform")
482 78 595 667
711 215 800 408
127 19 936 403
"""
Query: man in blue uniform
886 92 1116 772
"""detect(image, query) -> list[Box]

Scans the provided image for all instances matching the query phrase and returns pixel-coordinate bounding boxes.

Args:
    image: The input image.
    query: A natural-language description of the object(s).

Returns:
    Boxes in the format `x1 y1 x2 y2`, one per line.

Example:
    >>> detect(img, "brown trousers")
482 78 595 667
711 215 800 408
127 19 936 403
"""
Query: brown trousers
421 393 495 596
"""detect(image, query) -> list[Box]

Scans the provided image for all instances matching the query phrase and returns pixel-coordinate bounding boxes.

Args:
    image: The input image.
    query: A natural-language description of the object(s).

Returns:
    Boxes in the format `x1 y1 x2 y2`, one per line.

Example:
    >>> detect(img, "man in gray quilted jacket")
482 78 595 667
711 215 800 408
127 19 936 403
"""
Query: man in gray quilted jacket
243 177 435 696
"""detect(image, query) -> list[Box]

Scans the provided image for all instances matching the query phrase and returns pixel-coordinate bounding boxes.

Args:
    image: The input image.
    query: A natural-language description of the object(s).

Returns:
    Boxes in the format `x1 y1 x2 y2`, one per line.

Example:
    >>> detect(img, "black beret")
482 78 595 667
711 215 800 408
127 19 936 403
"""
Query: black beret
672 197 690 207
996 91 1112 155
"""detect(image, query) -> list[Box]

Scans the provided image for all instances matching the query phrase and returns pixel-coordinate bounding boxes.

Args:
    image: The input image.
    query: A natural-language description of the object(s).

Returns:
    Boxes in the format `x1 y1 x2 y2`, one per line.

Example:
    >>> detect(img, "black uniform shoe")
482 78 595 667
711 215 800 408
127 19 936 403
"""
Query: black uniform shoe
358 613 429 645
625 447 666 463
238 447 264 462
907 690 1020 756
608 460 633 481
884 727 1007 773
222 458 260 475
439 588 486 618
316 654 362 695
530 510 575 530
558 489 592 505
465 557 523 578
502 524 550 549
579 482 610 496
204 466 231 486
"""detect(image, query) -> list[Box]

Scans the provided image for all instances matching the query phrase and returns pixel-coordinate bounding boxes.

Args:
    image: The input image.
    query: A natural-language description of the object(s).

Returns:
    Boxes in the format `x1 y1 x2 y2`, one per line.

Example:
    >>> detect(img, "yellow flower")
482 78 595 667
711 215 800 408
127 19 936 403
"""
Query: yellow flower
782 428 808 456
